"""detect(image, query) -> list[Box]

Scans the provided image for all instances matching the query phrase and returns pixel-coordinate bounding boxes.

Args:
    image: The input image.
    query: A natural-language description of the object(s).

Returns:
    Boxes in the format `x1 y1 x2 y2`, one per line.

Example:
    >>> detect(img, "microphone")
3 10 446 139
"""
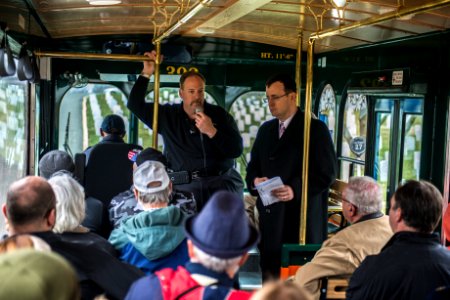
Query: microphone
195 107 207 170
195 107 204 142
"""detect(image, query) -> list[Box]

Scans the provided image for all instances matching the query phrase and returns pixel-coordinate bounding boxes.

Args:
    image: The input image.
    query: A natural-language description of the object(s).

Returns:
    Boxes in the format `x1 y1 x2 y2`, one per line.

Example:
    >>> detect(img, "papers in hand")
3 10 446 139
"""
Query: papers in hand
255 176 284 206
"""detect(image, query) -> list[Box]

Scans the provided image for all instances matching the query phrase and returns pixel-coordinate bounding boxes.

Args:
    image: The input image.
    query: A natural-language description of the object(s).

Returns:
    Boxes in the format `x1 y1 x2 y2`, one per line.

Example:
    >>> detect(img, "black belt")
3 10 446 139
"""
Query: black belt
191 168 229 180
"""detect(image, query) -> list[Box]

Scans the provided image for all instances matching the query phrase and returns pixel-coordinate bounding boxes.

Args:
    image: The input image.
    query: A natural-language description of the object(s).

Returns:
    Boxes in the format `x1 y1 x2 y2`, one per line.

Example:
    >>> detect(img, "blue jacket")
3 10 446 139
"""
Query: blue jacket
109 206 189 274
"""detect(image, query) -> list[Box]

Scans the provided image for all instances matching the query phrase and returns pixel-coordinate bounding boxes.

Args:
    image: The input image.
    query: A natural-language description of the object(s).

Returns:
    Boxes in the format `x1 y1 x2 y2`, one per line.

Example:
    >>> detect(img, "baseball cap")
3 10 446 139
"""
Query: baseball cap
101 114 125 135
39 150 75 179
133 160 170 193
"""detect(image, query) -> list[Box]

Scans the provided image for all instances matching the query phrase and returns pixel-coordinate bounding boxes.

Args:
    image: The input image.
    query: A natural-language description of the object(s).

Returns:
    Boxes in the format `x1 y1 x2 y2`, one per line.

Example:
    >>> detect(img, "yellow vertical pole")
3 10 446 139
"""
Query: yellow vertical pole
295 32 303 106
152 41 161 148
299 38 315 245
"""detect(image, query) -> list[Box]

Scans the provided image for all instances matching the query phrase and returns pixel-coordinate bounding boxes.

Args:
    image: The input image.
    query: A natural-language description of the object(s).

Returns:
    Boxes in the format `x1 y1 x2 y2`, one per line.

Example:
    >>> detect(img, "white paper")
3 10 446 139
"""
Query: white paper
255 176 284 206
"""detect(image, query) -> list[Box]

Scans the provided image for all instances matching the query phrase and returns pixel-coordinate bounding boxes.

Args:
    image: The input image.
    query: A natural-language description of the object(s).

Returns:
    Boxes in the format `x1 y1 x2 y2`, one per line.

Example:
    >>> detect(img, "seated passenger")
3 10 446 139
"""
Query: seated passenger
294 176 392 299
347 180 450 300
48 173 116 257
109 161 189 274
0 249 80 300
84 114 127 162
2 176 144 300
39 149 104 234
108 147 196 229
124 191 259 300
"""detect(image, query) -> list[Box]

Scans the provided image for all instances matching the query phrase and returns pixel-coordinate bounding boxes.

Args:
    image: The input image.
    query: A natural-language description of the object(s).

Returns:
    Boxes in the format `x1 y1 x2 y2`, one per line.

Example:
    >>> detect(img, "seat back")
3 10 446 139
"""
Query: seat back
319 277 349 299
328 179 348 235
280 244 322 280
80 143 141 206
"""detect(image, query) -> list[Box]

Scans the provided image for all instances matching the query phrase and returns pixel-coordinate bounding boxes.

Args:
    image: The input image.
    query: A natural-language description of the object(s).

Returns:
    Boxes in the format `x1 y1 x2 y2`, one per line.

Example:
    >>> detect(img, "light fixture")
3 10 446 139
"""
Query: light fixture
196 27 215 34
332 0 346 8
86 0 122 5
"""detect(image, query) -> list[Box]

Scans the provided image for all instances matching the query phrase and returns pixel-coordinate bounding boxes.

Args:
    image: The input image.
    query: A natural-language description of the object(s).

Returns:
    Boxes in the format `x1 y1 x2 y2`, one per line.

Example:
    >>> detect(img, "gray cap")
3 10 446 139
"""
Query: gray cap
39 150 74 179
133 161 170 193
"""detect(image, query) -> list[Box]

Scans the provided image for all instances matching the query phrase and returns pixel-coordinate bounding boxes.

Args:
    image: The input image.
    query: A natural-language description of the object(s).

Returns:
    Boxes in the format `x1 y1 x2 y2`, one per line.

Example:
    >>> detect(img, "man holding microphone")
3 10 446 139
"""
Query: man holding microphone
127 51 243 210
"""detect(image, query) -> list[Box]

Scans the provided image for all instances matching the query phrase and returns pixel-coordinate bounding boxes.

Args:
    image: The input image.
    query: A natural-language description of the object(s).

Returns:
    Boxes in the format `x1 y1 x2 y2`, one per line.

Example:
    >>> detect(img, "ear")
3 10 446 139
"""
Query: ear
2 203 7 219
47 208 56 228
238 253 249 267
348 203 357 217
179 88 184 100
168 181 173 195
187 239 195 259
100 128 105 137
133 188 139 199
393 207 403 224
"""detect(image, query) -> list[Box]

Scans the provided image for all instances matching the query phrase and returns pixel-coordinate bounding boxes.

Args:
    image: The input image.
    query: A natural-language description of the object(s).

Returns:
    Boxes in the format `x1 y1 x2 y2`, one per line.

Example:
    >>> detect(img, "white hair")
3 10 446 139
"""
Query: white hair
138 186 170 205
345 176 382 214
48 174 85 233
192 246 242 273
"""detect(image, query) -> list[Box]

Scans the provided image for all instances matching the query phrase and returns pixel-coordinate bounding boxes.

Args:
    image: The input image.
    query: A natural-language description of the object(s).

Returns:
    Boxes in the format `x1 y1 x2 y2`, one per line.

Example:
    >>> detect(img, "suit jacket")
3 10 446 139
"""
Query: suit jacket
295 215 392 299
246 108 337 276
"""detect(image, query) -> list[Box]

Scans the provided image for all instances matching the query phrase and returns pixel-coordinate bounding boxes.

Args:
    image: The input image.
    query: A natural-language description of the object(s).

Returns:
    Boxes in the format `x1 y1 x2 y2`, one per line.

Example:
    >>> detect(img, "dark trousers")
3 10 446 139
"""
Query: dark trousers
177 168 244 211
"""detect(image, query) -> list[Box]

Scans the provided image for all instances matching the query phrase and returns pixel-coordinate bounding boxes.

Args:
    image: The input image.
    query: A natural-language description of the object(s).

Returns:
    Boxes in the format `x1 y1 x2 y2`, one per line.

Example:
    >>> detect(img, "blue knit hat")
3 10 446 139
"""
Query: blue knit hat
101 114 125 135
184 191 259 258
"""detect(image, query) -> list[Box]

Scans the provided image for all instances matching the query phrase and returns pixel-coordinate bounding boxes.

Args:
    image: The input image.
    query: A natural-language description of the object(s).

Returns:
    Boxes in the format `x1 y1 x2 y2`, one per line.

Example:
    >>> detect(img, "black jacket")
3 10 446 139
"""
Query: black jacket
32 231 144 300
127 76 243 173
246 109 337 277
347 231 450 300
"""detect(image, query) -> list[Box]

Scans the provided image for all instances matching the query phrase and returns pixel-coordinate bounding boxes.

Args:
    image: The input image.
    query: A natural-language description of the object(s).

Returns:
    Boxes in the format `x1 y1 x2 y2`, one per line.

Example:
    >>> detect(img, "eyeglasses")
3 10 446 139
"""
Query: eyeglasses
263 93 289 103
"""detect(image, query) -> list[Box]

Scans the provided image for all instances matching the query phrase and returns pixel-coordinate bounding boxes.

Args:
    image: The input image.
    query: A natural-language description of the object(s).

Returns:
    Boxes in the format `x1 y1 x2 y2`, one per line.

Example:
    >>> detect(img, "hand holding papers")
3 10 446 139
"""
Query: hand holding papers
255 176 284 206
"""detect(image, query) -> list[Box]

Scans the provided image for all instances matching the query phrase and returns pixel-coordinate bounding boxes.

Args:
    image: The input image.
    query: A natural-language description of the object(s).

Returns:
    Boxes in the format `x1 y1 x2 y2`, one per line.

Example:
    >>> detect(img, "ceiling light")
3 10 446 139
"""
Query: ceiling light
87 0 122 5
332 0 346 8
196 27 215 34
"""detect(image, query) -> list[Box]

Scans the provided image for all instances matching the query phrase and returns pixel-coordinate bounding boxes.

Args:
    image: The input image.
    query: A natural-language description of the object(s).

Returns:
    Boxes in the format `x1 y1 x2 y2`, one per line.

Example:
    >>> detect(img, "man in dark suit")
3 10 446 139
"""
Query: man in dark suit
246 73 337 279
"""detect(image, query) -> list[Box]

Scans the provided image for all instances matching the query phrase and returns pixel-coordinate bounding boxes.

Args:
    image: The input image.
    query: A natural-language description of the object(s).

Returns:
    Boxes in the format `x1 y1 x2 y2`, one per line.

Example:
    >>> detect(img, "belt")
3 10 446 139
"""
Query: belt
191 168 229 180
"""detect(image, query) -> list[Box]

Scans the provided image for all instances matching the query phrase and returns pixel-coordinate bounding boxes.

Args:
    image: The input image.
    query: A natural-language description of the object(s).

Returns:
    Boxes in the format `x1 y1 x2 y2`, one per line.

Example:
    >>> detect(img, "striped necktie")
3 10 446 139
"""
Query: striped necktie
279 122 286 138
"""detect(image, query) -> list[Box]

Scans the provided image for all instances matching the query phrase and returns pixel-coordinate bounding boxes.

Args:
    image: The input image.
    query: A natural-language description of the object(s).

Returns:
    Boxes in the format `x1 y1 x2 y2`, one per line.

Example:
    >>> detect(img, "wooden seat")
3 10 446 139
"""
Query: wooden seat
319 277 349 299
327 179 348 236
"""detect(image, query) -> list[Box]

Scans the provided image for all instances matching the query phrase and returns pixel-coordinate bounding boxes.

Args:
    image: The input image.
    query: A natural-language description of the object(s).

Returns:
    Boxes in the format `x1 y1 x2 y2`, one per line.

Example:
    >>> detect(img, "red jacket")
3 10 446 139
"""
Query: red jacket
156 266 252 300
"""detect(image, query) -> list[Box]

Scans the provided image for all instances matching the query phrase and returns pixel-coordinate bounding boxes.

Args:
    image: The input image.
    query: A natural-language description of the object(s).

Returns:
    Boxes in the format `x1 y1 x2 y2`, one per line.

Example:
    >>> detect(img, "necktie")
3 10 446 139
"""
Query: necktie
279 122 286 138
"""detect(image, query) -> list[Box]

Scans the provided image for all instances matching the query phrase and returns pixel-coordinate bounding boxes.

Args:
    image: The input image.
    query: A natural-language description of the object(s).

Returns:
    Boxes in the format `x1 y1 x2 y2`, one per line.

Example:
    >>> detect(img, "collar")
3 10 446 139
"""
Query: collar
279 111 295 129
101 134 124 143
185 262 234 287
354 211 384 224
381 231 440 252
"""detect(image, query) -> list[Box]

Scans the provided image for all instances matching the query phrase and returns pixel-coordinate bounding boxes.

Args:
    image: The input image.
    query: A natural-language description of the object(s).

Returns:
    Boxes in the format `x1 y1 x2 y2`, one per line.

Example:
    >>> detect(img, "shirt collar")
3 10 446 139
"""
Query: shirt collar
279 112 295 129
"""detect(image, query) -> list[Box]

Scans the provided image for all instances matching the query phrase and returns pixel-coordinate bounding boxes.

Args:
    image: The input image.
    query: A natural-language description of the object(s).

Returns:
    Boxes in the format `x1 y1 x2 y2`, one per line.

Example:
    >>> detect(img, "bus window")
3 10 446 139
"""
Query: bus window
0 74 28 234
229 91 270 181
142 88 216 151
340 93 367 181
318 83 337 145
58 84 130 156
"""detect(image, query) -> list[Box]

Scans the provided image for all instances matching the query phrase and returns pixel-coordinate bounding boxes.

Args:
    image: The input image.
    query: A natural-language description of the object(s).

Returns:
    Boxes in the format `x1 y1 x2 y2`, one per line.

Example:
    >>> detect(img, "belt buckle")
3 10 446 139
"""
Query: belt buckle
191 170 200 180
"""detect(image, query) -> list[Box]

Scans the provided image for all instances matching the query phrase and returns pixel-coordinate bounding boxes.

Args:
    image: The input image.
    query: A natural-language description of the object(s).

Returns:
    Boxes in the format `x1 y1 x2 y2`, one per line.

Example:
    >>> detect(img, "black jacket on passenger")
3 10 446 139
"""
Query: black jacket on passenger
127 76 243 173
347 231 450 300
32 231 144 300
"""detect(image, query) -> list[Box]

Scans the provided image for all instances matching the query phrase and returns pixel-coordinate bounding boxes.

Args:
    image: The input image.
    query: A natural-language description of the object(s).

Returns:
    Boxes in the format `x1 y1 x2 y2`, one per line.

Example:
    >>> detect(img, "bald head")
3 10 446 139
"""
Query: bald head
4 176 56 233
